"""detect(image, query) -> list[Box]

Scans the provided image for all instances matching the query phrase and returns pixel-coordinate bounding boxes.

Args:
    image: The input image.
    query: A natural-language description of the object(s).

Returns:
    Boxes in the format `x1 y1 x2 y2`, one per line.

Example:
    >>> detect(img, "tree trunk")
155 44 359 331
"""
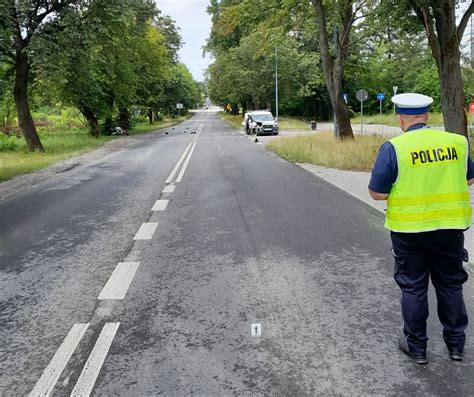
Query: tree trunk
439 48 467 136
410 1 470 136
148 108 153 124
79 103 100 138
311 0 354 140
14 49 44 151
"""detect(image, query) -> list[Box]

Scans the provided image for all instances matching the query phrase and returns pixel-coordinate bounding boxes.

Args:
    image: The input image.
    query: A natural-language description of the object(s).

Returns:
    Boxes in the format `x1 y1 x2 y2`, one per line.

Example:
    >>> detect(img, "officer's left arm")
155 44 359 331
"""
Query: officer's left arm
369 190 389 200
368 142 397 201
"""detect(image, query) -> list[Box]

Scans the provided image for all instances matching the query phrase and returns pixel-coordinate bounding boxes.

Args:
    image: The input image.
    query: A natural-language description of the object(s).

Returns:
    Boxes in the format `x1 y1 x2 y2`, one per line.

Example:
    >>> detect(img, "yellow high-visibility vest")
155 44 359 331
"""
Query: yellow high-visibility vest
385 128 472 232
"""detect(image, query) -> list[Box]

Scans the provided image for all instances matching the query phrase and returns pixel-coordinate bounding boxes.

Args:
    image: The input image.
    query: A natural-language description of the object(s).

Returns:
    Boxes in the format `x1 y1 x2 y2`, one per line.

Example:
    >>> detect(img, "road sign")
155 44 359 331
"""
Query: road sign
343 93 348 104
357 89 368 135
176 103 183 109
393 86 398 95
377 93 385 117
356 89 368 102
469 102 474 114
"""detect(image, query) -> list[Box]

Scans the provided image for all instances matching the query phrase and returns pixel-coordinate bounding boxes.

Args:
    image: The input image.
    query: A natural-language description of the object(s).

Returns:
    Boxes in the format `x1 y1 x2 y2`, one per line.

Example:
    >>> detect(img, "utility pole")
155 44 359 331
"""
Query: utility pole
333 27 339 138
275 47 279 121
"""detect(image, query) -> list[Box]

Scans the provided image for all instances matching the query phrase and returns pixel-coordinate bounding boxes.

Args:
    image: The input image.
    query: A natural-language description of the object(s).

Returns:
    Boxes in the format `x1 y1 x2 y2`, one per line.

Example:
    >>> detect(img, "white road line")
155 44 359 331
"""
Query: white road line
151 199 169 211
197 122 204 134
98 262 140 300
124 250 140 262
133 222 159 240
176 141 197 183
29 323 89 397
71 323 120 397
162 185 175 194
166 141 194 184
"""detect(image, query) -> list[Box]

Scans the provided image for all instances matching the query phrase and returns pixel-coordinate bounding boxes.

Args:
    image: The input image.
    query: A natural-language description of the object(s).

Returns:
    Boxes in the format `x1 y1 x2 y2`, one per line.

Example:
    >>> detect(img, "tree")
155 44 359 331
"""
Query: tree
0 0 81 151
407 0 474 136
310 0 365 140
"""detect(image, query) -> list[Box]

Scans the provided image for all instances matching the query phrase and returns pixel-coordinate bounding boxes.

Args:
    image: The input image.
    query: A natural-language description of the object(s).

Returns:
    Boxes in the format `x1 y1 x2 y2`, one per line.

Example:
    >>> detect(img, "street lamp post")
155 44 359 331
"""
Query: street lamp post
275 47 279 121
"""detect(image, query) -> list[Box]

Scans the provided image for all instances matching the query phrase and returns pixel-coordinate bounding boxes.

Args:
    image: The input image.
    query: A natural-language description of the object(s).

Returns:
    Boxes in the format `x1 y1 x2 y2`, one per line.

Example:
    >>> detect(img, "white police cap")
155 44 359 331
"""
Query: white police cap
392 93 433 115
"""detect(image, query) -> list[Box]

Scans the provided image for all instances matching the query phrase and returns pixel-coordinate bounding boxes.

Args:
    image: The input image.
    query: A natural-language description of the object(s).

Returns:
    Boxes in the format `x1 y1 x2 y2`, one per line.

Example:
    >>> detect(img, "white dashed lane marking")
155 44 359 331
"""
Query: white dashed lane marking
71 322 120 397
29 323 89 397
133 222 159 240
151 199 169 211
162 185 175 194
98 262 140 300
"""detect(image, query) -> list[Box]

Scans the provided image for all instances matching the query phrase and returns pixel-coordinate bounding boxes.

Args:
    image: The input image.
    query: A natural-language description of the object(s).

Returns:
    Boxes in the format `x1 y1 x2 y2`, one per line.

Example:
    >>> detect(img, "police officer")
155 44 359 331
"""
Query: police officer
369 93 474 364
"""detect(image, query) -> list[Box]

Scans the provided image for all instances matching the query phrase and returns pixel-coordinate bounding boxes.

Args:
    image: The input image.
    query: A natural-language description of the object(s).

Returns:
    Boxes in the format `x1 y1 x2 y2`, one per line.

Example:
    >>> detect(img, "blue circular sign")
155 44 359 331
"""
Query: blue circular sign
377 93 385 101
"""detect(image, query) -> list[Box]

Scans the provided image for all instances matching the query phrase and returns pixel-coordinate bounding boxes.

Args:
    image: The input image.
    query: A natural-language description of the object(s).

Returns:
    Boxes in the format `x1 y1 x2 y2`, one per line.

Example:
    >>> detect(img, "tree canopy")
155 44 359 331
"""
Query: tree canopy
206 0 474 137
0 0 202 148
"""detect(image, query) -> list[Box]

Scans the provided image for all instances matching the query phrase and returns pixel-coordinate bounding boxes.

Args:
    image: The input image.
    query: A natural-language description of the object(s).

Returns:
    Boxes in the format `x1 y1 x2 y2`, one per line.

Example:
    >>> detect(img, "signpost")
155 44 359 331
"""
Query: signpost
393 86 398 114
176 103 183 117
356 89 368 135
377 92 385 117
343 93 348 104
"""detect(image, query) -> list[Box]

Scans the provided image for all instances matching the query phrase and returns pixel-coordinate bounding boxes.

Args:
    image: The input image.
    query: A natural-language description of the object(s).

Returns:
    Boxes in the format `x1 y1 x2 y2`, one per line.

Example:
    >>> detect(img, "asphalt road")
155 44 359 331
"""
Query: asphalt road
1 110 473 396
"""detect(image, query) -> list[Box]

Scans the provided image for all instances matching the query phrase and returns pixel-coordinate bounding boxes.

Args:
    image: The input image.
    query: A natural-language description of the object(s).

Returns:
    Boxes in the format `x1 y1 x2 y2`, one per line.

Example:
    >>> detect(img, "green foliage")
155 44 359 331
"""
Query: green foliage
0 0 201 140
206 0 472 120
0 134 20 151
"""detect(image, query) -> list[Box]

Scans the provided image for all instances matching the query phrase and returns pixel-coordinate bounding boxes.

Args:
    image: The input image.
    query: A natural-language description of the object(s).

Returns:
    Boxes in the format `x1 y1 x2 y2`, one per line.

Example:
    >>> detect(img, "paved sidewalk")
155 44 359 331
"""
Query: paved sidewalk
298 163 474 265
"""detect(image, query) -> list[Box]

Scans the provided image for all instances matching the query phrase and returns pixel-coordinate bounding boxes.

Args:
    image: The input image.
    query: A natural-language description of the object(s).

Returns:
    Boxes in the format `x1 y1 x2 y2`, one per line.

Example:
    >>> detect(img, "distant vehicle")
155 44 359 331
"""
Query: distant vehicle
242 111 279 136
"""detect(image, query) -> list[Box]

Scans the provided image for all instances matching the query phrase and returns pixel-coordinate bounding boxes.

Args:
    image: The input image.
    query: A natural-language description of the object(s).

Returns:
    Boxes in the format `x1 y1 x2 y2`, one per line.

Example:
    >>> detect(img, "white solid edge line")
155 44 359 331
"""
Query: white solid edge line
151 199 169 211
166 141 193 184
98 262 140 300
29 323 89 397
176 141 197 183
70 322 120 397
133 222 159 240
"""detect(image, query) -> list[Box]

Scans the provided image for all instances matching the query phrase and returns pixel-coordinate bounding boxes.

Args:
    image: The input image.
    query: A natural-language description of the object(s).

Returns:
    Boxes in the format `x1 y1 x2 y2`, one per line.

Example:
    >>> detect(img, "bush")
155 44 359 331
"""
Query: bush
0 134 20 151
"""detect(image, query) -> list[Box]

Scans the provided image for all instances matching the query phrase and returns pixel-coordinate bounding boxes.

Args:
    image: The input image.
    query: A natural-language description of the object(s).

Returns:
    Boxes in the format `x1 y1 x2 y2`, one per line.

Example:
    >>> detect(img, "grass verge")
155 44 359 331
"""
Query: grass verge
267 132 387 172
0 114 192 182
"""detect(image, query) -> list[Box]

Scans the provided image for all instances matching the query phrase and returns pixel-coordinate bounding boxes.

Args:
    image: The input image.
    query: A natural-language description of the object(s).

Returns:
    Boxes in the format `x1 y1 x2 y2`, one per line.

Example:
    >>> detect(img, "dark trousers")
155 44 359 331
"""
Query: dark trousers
391 230 469 354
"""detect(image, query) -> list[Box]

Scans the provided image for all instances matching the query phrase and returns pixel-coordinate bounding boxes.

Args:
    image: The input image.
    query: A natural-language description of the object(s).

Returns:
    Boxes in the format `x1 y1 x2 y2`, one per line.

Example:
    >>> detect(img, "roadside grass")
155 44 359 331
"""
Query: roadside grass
219 112 243 130
0 113 192 182
267 132 387 172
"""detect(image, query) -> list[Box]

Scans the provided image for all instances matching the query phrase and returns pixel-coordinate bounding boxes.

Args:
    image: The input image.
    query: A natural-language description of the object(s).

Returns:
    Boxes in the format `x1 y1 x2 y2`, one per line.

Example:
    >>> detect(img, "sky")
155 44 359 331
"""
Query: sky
155 0 213 82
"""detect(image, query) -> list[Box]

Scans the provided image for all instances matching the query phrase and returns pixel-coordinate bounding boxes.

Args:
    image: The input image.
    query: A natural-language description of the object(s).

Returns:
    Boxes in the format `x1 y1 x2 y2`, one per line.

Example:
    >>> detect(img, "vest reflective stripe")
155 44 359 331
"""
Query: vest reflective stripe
387 192 471 206
385 129 472 232
386 207 472 223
